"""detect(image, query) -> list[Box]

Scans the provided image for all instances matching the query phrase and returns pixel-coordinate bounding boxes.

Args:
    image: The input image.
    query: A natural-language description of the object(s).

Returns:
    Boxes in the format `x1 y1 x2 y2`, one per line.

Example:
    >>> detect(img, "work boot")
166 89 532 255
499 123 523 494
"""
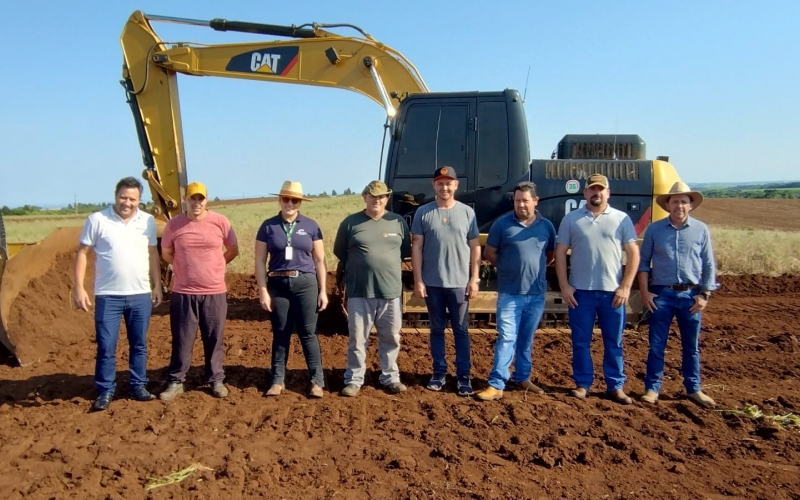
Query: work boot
640 390 659 404
211 382 229 398
570 387 589 400
309 382 324 398
340 384 360 397
607 389 633 405
92 393 113 412
159 382 184 401
131 386 156 401
475 386 504 401
687 391 716 408
265 384 284 397
384 382 407 394
513 379 545 394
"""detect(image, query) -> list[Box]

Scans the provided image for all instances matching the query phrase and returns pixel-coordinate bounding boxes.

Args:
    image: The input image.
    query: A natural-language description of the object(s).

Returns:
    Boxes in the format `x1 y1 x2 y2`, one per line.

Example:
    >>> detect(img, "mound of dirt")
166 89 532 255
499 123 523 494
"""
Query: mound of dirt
717 273 800 296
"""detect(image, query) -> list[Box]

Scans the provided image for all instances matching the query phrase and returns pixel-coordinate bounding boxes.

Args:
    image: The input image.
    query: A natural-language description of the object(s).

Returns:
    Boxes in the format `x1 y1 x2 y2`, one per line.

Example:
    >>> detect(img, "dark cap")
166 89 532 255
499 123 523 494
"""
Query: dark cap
362 180 392 196
433 166 457 181
585 174 609 189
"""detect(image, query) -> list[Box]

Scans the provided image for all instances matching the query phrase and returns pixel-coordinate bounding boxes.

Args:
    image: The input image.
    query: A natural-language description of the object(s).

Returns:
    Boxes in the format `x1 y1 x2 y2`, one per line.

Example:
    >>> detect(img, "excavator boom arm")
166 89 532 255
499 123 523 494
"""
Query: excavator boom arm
120 11 428 222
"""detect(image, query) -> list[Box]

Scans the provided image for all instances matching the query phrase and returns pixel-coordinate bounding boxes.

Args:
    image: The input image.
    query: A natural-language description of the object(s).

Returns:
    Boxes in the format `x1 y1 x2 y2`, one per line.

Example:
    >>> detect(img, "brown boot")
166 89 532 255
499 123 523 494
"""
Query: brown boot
513 379 545 394
687 391 716 408
570 387 588 400
265 384 284 397
309 382 323 398
640 390 659 404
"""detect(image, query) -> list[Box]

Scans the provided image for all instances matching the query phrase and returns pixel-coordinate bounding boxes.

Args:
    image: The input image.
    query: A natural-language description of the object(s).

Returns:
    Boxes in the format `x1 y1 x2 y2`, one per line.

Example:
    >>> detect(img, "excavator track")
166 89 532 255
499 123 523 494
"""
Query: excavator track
0 212 13 360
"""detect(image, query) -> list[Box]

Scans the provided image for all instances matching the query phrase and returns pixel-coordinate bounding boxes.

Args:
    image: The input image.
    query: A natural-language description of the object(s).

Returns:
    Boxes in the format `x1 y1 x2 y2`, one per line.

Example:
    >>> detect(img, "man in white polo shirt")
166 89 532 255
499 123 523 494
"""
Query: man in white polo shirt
73 176 162 411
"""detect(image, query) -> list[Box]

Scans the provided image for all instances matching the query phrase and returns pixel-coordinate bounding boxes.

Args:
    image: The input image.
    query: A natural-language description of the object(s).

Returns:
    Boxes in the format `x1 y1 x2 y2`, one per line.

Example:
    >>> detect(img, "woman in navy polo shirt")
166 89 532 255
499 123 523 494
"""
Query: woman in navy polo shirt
255 181 329 398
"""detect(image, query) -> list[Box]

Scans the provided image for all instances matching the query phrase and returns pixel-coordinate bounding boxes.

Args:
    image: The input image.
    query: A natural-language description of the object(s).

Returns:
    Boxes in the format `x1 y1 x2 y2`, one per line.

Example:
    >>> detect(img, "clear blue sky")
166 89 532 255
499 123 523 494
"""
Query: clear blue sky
2 1 797 207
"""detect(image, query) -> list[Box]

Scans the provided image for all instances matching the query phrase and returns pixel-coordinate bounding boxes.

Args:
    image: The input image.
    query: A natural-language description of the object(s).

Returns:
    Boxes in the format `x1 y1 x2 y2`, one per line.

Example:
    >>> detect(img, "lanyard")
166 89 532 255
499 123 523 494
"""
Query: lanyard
283 221 296 247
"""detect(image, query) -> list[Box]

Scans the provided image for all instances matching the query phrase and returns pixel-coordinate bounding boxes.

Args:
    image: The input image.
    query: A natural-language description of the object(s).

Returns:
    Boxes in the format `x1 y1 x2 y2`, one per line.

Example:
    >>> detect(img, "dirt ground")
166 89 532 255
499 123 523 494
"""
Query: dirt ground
0 198 798 499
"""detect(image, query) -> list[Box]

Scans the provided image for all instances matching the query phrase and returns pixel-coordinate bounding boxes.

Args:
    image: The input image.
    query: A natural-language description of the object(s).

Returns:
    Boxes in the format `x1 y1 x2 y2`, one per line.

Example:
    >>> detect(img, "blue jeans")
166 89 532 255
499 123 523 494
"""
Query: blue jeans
645 286 702 394
94 293 152 395
425 286 471 379
568 289 626 391
488 293 546 390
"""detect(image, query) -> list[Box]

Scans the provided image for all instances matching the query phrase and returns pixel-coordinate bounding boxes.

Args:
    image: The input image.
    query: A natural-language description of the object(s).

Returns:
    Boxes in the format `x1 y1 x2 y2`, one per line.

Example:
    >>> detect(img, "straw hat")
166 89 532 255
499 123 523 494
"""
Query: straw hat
656 181 704 211
271 180 313 201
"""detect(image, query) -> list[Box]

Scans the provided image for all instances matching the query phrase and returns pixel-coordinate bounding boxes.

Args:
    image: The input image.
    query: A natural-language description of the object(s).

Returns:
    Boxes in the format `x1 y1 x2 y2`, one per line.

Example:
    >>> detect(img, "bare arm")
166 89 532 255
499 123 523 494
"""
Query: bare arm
73 244 92 311
411 233 426 298
613 241 640 307
161 246 174 264
149 246 163 306
312 239 328 311
255 240 271 311
555 243 577 308
483 244 498 266
466 237 481 299
223 243 239 264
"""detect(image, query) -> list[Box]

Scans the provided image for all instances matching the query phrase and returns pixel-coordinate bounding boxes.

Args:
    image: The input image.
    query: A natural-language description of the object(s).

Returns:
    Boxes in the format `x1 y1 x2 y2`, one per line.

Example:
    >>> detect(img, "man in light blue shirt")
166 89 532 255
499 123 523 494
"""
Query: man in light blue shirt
638 182 717 408
476 182 556 401
555 174 640 405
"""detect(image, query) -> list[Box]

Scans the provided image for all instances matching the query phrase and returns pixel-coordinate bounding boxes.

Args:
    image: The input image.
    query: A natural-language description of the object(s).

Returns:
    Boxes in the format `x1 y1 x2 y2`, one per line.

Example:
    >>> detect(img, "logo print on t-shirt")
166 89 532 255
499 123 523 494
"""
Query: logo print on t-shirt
296 229 307 236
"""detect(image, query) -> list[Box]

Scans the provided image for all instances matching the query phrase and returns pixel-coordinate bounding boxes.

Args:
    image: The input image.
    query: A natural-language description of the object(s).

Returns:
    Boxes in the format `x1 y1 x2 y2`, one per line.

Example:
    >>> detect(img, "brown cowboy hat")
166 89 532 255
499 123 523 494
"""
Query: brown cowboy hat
656 181 704 211
270 180 313 202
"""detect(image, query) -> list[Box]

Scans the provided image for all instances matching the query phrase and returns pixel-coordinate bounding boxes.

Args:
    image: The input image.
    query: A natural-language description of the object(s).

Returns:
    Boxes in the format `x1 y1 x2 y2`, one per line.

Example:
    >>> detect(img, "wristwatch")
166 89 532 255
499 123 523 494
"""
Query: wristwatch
700 291 711 300
470 277 481 283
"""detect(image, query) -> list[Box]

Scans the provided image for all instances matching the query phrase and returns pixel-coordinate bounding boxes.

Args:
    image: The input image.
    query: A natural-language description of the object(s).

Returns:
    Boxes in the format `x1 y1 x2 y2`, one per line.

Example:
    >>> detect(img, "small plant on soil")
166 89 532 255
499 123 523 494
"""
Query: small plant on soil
717 403 800 429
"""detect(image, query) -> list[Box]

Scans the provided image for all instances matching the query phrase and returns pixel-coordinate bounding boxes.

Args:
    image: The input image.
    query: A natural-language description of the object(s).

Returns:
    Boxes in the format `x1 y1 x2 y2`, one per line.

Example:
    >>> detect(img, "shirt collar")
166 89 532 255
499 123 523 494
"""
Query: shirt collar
513 210 542 226
580 204 611 216
667 215 693 229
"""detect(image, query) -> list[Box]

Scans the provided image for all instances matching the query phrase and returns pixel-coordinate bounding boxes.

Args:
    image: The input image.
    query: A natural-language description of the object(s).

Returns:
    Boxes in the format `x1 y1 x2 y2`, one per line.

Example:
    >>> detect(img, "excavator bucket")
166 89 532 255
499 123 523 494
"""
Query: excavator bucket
0 222 83 365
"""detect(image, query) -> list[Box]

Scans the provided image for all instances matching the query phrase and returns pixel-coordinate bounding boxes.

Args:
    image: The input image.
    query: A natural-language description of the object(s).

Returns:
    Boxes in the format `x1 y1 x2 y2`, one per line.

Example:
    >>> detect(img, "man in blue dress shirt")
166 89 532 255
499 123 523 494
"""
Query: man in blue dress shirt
638 182 717 408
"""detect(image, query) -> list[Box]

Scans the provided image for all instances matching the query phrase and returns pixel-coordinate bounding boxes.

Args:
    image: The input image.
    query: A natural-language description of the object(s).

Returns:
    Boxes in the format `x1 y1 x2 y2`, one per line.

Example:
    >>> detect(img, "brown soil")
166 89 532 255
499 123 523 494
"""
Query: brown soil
1 245 799 498
691 198 800 231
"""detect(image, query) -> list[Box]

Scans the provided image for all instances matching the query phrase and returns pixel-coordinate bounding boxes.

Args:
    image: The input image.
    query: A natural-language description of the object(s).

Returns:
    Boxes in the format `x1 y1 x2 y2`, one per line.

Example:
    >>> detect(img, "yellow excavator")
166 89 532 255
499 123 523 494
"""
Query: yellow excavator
0 11 681 362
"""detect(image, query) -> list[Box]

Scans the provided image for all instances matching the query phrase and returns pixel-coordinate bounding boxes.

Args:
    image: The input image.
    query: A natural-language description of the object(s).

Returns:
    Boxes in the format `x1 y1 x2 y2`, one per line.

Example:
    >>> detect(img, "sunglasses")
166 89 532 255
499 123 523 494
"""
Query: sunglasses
280 197 301 205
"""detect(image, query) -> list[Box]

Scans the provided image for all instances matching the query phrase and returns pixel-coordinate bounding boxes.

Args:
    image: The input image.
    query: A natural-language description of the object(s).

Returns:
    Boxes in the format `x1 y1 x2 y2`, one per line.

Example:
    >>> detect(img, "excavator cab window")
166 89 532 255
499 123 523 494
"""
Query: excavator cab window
476 101 509 189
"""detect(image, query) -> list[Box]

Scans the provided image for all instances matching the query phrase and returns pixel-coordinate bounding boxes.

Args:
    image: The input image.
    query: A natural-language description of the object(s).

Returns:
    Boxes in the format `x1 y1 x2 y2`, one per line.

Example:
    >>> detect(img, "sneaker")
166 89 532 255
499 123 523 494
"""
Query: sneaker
687 391 716 408
384 382 407 394
159 382 184 401
457 378 474 397
92 393 113 411
475 386 503 401
512 379 545 394
426 374 446 392
340 384 360 397
131 386 156 401
640 390 659 404
211 382 229 398
309 382 324 398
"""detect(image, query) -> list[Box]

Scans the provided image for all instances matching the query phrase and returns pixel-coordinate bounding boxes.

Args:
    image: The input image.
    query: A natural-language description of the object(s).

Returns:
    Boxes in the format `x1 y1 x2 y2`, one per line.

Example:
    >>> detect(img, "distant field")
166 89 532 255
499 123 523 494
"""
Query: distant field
6 197 800 275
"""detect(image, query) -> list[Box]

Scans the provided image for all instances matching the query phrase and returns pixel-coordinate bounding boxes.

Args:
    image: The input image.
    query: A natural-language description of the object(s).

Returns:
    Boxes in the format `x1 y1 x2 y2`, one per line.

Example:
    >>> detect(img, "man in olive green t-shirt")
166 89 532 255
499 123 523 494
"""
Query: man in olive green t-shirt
333 180 411 397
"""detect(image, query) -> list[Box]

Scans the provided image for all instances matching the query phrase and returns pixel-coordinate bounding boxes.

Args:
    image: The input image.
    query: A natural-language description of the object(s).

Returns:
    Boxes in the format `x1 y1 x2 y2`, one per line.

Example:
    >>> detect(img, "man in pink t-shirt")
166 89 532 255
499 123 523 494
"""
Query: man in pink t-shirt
159 181 239 400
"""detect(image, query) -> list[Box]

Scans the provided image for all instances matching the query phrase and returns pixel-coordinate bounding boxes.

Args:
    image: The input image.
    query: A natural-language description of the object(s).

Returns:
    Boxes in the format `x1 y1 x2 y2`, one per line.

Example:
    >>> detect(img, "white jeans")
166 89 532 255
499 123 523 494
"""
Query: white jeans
344 297 402 386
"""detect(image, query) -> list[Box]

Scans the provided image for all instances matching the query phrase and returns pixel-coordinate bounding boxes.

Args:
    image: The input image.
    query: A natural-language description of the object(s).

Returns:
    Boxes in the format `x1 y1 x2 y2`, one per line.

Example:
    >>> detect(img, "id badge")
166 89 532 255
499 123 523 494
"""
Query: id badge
284 246 293 260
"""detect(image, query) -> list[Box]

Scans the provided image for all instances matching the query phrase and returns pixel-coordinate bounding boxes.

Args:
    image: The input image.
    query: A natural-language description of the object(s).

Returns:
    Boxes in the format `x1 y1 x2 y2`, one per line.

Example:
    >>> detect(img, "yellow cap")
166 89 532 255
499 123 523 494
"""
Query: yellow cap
186 182 208 199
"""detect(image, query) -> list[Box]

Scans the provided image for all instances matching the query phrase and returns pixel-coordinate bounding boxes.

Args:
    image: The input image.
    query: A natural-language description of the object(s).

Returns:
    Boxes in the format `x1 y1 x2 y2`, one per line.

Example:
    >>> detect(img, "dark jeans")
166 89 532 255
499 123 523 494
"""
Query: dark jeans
167 292 228 384
94 293 152 395
644 286 703 394
268 272 324 387
424 286 471 379
568 289 627 391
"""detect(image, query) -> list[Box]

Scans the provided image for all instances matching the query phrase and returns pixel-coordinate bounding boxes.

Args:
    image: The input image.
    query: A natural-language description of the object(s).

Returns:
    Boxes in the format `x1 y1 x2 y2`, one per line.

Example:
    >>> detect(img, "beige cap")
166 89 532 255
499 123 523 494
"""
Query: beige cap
585 174 609 189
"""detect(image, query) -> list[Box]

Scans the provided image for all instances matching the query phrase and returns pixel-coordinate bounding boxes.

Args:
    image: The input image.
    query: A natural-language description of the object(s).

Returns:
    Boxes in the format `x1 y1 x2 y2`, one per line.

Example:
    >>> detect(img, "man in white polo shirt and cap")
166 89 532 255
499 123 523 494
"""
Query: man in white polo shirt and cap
73 176 162 411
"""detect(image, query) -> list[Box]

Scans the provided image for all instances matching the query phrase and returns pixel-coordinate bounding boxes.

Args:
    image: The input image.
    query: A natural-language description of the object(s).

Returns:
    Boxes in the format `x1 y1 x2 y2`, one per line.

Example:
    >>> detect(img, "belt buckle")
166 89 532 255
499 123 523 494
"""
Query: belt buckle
288 270 299 278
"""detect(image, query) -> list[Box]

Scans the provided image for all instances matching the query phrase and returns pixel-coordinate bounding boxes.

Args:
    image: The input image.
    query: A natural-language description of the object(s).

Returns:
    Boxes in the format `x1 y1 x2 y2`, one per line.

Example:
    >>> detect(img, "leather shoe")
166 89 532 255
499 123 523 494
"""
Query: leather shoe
340 384 360 397
211 382 229 398
159 382 184 401
93 393 113 411
265 383 284 397
687 391 716 408
513 379 545 394
309 382 323 398
475 386 504 401
607 389 633 405
131 386 156 401
570 387 588 400
640 390 659 404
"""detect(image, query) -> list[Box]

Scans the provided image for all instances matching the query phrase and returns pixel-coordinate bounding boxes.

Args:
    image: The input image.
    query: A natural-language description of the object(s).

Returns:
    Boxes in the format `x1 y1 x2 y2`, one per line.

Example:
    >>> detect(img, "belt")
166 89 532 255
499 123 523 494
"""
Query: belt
268 270 300 278
668 284 698 291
